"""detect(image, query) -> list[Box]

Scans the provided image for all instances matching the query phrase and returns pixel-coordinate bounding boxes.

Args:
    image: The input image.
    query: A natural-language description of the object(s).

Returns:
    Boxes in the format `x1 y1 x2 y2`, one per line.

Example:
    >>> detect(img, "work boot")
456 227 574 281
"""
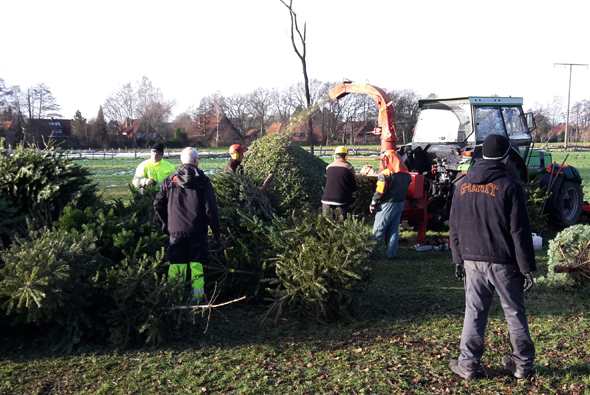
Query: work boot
449 359 487 380
502 356 536 379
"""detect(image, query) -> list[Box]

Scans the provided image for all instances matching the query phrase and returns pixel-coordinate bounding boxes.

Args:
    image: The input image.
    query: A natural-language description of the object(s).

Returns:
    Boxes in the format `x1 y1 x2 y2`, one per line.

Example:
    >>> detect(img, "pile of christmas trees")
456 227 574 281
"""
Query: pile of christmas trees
0 132 376 350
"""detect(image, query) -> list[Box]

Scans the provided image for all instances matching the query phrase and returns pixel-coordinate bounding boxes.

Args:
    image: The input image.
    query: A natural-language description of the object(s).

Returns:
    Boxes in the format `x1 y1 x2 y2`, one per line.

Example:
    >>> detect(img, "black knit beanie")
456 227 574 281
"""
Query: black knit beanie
151 142 164 155
482 134 510 160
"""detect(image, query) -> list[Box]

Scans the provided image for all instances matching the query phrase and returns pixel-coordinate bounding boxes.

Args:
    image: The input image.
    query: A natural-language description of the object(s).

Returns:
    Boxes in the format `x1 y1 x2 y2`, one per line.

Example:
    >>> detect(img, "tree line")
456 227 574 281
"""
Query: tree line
2 76 589 149
529 96 590 144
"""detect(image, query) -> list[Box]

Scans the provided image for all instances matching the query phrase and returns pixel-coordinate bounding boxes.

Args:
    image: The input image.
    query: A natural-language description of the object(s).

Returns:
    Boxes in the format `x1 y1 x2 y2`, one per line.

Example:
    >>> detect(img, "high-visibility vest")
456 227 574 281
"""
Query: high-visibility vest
133 159 176 185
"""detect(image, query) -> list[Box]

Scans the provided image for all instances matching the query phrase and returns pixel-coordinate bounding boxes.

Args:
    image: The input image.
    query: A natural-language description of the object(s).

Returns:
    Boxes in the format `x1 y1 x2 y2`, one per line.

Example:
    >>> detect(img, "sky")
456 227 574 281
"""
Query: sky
2 0 589 121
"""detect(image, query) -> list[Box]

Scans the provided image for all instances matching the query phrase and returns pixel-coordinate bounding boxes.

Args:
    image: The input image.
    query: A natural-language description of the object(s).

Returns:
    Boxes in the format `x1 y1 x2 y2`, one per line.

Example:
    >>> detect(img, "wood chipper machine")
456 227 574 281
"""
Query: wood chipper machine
330 81 584 237
328 81 429 243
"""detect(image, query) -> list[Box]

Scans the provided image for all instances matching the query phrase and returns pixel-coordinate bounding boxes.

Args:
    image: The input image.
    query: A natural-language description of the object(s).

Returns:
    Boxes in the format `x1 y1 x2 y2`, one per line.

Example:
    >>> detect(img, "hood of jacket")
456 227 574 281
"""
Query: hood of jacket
175 164 206 189
466 159 508 185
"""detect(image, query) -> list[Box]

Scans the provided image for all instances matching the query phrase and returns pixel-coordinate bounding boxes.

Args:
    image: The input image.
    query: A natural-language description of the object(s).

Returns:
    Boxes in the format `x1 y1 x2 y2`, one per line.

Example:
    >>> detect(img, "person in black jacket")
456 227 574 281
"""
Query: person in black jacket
154 147 221 303
321 146 358 219
449 134 536 380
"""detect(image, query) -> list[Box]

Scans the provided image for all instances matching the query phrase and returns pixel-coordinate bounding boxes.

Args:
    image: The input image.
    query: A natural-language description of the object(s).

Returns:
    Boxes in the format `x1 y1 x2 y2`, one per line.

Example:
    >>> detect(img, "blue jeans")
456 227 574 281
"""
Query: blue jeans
372 201 404 259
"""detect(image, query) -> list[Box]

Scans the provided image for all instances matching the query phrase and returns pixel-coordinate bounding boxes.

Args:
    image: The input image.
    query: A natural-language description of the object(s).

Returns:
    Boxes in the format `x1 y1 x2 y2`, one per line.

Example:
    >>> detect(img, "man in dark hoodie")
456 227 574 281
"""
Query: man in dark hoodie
154 147 221 303
449 134 536 380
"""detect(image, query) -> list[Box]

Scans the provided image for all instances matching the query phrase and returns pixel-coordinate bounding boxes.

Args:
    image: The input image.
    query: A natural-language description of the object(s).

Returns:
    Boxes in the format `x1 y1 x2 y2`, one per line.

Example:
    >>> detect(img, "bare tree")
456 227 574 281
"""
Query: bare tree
20 83 61 120
225 93 253 136
103 82 137 125
271 87 297 125
280 0 314 154
248 88 275 139
322 90 373 145
136 76 176 140
388 89 421 144
547 95 565 129
103 77 175 151
0 78 8 110
288 79 330 109
196 91 226 117
571 99 590 143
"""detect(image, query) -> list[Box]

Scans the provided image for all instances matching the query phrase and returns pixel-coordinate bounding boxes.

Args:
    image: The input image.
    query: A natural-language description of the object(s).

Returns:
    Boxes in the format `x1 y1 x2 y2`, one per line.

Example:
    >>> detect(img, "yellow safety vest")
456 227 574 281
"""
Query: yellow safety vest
133 159 176 185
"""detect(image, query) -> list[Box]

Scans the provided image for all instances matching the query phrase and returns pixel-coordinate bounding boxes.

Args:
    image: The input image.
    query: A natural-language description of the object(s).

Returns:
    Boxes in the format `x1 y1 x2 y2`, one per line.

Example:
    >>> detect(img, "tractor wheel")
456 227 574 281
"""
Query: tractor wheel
553 180 583 227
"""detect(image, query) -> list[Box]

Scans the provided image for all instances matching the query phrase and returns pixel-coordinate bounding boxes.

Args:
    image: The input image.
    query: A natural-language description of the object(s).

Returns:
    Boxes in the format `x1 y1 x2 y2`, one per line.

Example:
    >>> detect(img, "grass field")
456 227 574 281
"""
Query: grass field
76 157 229 201
1 150 590 394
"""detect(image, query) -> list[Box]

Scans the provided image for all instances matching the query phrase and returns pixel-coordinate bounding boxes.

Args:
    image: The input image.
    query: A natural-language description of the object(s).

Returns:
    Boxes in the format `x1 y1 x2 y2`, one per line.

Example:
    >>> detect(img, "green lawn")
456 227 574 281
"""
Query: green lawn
76 157 229 201
2 239 589 394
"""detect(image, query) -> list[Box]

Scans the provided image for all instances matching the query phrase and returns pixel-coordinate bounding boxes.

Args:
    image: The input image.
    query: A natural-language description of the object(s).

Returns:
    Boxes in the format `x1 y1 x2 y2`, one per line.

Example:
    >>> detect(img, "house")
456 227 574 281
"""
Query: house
118 119 154 141
265 121 323 145
190 114 243 147
1 121 12 135
346 120 380 145
28 119 72 142
1 121 15 145
546 124 590 142
245 128 260 142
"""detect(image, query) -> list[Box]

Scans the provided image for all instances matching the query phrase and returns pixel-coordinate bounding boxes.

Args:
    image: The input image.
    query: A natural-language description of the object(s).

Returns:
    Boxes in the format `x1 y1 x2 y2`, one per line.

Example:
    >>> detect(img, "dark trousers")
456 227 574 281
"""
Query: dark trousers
322 203 351 220
458 260 535 373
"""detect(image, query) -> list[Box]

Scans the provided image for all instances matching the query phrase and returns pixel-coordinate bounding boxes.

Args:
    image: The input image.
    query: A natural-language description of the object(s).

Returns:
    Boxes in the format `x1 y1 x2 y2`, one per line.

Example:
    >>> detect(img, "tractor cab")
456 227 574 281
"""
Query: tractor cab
408 96 534 174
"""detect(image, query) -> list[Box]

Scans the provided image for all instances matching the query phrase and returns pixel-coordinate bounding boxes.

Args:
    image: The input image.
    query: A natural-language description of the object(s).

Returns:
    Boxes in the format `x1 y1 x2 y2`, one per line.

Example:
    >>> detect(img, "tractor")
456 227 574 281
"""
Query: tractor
405 96 584 229
328 82 584 238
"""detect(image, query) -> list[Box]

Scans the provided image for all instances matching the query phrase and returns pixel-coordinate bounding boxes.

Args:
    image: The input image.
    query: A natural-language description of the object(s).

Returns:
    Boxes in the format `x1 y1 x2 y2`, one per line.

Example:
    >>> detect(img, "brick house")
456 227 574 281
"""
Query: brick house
264 121 323 145
118 119 156 141
190 114 243 147
343 120 380 145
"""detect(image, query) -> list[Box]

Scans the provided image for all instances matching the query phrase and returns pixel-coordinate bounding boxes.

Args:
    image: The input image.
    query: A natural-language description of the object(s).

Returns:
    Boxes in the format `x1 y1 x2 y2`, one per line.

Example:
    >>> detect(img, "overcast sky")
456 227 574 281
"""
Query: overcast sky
2 0 588 121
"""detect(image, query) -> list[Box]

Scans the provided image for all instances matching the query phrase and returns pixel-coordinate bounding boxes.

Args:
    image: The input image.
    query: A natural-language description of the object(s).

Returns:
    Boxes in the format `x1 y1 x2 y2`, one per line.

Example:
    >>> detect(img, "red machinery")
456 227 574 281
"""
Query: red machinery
328 82 428 243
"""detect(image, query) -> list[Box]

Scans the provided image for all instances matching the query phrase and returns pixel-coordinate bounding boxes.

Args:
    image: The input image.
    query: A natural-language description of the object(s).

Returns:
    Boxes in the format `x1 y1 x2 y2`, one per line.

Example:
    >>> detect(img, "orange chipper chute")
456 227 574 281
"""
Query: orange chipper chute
328 82 398 156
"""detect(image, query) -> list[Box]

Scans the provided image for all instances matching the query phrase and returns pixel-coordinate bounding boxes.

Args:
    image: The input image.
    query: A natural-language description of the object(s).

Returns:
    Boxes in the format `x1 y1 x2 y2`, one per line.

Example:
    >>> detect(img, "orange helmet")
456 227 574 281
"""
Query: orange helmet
229 144 248 160
380 150 409 173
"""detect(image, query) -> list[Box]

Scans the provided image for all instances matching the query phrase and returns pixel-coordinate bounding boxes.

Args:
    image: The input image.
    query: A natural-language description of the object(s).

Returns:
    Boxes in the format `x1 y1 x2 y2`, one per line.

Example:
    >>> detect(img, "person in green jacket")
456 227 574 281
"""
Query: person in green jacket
132 142 176 187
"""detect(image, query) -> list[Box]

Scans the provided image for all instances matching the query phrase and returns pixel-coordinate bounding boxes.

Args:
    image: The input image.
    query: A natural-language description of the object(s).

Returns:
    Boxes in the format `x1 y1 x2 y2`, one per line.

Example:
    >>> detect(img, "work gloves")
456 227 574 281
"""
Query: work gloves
141 178 156 187
523 272 534 292
369 202 377 214
454 263 465 280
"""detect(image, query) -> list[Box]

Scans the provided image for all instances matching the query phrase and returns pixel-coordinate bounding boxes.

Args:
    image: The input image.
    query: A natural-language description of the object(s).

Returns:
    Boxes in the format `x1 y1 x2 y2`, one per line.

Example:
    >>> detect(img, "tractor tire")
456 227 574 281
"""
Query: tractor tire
553 180 583 227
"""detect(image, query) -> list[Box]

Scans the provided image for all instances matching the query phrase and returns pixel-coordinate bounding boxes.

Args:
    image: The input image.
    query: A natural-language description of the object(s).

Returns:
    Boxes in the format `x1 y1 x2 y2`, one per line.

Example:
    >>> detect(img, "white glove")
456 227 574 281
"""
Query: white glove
141 178 156 187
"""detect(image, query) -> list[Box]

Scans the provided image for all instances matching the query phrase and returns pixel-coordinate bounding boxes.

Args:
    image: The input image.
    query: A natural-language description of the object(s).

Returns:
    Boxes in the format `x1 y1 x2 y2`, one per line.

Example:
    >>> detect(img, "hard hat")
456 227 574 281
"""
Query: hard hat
229 144 248 160
380 150 409 173
381 149 396 159
334 146 348 161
